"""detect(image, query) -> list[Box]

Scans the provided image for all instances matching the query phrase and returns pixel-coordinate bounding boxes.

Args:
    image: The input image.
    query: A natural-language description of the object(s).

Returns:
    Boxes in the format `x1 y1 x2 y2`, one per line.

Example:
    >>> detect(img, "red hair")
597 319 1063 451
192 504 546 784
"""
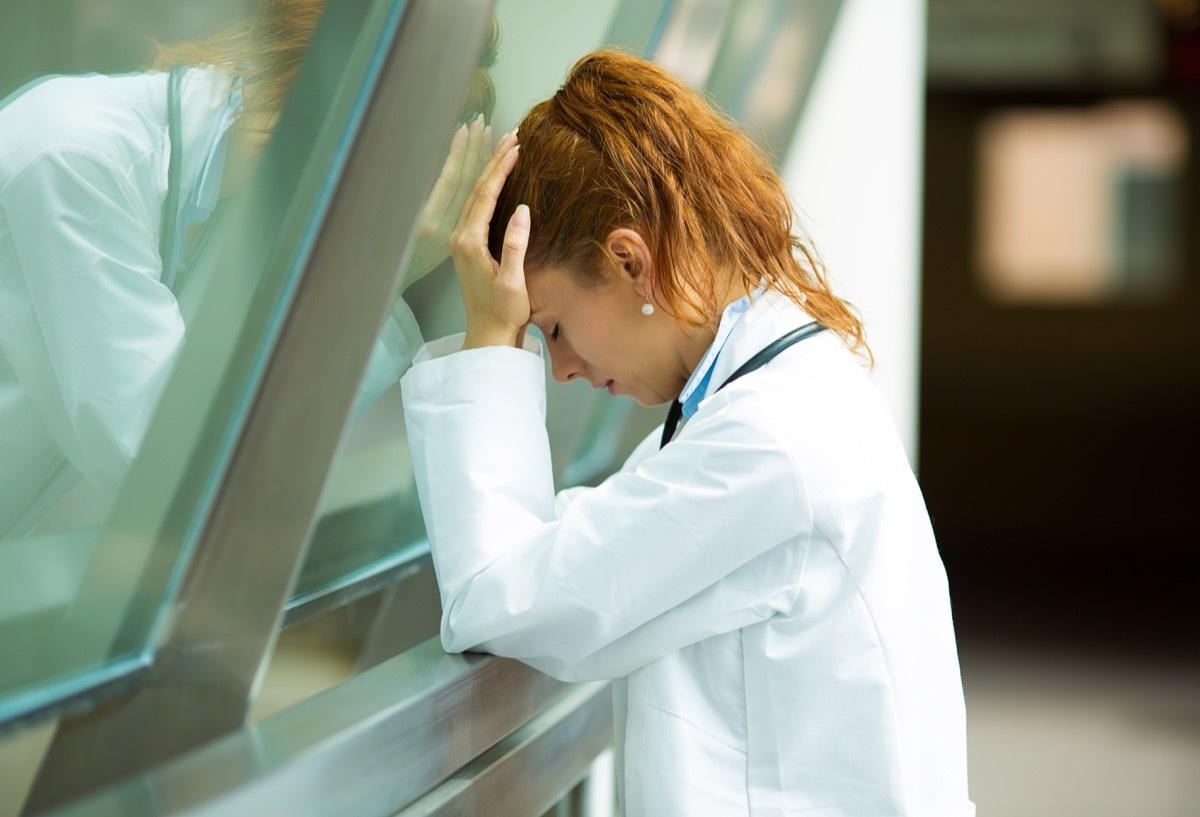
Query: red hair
490 50 869 361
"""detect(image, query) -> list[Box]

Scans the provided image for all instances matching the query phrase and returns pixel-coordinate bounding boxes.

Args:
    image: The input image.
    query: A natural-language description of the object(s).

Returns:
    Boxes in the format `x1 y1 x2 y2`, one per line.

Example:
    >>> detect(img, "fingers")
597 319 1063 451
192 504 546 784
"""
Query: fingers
459 201 532 349
462 141 520 246
467 120 492 190
467 114 488 172
498 204 530 288
423 122 469 220
448 117 489 222
448 130 531 349
454 129 520 239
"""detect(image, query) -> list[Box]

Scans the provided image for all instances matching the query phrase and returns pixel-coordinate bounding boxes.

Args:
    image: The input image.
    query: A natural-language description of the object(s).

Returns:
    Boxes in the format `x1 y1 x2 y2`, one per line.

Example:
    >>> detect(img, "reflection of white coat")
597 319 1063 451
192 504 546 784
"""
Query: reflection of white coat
401 291 974 817
0 70 415 538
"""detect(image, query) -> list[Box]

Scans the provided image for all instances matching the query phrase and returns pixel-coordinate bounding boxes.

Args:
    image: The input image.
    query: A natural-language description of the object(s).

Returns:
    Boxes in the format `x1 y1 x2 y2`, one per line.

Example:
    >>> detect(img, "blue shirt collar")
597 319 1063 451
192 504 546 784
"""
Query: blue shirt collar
677 285 765 421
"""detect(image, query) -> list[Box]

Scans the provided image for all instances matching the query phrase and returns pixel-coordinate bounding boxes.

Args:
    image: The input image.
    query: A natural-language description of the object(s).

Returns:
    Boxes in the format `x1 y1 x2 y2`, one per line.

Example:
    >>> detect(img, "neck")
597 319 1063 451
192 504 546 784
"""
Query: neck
678 323 716 383
674 269 753 384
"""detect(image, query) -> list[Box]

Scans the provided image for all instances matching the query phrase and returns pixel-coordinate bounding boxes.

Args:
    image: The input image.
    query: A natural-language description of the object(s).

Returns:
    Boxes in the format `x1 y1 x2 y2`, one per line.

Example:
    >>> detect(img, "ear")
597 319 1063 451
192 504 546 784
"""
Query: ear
604 228 654 293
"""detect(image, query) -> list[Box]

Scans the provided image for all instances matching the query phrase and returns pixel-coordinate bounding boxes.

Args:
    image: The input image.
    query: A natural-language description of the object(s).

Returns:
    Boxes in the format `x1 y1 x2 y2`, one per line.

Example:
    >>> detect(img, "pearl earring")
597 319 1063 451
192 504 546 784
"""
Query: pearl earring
641 293 654 316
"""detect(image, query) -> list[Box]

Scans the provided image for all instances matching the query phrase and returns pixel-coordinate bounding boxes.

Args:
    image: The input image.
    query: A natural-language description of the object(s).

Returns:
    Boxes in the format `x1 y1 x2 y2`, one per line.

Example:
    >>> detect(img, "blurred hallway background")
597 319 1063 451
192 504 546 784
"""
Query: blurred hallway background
921 2 1200 814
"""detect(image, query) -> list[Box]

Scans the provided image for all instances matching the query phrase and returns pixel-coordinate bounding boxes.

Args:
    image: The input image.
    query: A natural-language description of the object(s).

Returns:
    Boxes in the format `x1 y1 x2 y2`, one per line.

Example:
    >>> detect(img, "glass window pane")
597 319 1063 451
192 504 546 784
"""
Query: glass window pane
0 0 401 725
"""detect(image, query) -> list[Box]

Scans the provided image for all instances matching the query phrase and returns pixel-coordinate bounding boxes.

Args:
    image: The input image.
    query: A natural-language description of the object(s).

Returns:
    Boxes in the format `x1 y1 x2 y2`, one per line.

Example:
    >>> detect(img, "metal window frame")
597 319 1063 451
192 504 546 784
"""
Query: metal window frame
38 639 609 817
23 0 498 809
702 0 846 166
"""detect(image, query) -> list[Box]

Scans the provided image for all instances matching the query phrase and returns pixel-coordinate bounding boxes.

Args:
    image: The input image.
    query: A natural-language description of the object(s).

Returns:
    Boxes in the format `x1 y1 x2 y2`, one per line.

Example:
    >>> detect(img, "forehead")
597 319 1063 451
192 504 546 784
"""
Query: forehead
528 261 621 302
526 265 586 318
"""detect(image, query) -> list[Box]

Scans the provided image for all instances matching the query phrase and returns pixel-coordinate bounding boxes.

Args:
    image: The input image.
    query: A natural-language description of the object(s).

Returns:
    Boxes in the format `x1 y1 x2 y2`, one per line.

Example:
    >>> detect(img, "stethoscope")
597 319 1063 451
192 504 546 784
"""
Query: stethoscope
659 321 827 448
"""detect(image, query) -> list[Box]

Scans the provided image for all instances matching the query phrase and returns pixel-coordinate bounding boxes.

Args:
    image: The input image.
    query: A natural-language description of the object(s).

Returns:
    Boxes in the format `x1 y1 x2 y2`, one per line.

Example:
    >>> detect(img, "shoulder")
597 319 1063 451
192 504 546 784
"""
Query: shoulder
692 335 914 490
0 72 167 189
712 332 877 433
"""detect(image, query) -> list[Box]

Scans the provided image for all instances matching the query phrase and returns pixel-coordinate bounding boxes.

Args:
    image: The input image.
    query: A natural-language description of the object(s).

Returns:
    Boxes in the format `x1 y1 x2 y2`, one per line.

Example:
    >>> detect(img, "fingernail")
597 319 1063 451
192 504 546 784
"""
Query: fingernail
512 204 530 228
475 112 485 125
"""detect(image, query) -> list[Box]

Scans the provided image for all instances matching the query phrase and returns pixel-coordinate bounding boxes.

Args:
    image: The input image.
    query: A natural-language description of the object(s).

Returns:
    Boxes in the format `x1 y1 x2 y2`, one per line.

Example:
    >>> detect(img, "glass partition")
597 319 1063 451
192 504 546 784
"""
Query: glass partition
0 0 247 724
0 0 445 729
7 0 505 807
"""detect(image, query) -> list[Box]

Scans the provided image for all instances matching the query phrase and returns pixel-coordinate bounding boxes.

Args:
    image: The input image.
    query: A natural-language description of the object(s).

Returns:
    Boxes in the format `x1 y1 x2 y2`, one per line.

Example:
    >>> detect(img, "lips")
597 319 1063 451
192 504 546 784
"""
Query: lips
592 379 615 395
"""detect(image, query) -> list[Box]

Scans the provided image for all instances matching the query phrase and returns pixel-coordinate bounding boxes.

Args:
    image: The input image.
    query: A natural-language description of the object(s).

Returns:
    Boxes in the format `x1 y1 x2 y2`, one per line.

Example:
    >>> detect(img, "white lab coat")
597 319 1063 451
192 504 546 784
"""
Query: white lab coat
0 69 417 538
401 291 974 817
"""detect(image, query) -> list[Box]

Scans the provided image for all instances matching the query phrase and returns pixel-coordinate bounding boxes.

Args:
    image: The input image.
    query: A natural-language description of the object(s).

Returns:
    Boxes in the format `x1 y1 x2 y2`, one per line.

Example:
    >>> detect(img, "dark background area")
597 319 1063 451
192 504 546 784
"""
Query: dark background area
919 10 1200 665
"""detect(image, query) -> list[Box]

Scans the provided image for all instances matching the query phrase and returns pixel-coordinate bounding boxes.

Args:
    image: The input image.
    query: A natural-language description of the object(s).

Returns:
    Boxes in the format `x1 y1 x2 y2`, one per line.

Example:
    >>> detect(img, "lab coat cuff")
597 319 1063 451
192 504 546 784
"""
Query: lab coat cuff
401 333 546 411
382 298 423 367
412 332 541 364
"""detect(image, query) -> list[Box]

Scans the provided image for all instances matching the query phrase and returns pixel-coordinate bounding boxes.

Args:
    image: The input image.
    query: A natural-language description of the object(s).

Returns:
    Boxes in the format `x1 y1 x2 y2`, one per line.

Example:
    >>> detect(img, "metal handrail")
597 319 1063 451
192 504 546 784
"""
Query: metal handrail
41 639 607 817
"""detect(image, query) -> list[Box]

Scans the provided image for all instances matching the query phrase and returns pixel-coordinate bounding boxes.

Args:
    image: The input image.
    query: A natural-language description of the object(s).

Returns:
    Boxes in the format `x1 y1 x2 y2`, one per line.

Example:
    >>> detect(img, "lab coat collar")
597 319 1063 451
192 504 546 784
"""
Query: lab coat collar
698 289 818 405
676 290 755 421
164 69 240 280
172 69 239 215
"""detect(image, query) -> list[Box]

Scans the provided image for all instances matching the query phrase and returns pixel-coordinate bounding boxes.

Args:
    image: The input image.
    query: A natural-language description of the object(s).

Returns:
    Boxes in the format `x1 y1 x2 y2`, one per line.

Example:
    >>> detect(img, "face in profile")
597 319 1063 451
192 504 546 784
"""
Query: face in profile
525 264 695 407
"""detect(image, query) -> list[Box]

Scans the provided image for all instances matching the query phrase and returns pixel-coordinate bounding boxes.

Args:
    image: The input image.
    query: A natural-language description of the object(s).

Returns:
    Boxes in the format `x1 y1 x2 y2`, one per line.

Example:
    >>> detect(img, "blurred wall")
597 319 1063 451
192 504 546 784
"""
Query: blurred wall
782 0 928 464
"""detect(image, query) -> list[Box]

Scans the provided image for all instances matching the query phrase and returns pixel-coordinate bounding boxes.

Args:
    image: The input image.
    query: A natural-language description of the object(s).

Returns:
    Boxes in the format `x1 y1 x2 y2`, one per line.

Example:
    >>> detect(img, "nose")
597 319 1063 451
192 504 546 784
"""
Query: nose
548 343 585 384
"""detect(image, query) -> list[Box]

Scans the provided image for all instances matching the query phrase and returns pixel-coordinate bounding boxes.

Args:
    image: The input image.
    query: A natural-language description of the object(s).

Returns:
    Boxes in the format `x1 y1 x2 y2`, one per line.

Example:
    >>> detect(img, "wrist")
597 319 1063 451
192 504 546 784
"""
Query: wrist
463 323 522 350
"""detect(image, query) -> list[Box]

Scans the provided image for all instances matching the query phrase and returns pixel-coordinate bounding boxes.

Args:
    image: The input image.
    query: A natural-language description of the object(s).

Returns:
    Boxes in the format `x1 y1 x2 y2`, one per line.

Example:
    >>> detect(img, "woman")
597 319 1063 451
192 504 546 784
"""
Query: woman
0 0 495 538
401 51 973 817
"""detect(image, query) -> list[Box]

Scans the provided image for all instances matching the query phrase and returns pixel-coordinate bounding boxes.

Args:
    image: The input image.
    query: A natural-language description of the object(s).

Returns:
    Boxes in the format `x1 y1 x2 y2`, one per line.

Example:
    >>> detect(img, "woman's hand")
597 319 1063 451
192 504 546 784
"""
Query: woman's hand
402 114 492 290
450 130 530 349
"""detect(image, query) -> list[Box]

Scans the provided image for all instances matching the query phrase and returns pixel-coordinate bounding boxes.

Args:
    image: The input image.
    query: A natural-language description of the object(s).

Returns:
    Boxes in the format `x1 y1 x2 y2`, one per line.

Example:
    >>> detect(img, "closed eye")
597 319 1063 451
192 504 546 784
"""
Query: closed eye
550 323 561 342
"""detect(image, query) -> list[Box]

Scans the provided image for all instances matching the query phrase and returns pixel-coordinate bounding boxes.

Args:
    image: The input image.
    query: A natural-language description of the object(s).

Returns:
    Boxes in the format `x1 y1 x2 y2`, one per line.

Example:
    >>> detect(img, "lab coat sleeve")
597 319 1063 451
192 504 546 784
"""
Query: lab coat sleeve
553 485 591 517
551 425 660 516
350 297 423 421
0 148 180 490
401 343 810 682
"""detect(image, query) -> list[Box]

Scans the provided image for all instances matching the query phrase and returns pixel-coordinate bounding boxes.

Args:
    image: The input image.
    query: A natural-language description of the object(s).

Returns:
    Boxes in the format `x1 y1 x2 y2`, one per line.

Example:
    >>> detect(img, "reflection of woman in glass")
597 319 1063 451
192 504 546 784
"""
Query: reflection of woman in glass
404 51 973 816
0 1 494 538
